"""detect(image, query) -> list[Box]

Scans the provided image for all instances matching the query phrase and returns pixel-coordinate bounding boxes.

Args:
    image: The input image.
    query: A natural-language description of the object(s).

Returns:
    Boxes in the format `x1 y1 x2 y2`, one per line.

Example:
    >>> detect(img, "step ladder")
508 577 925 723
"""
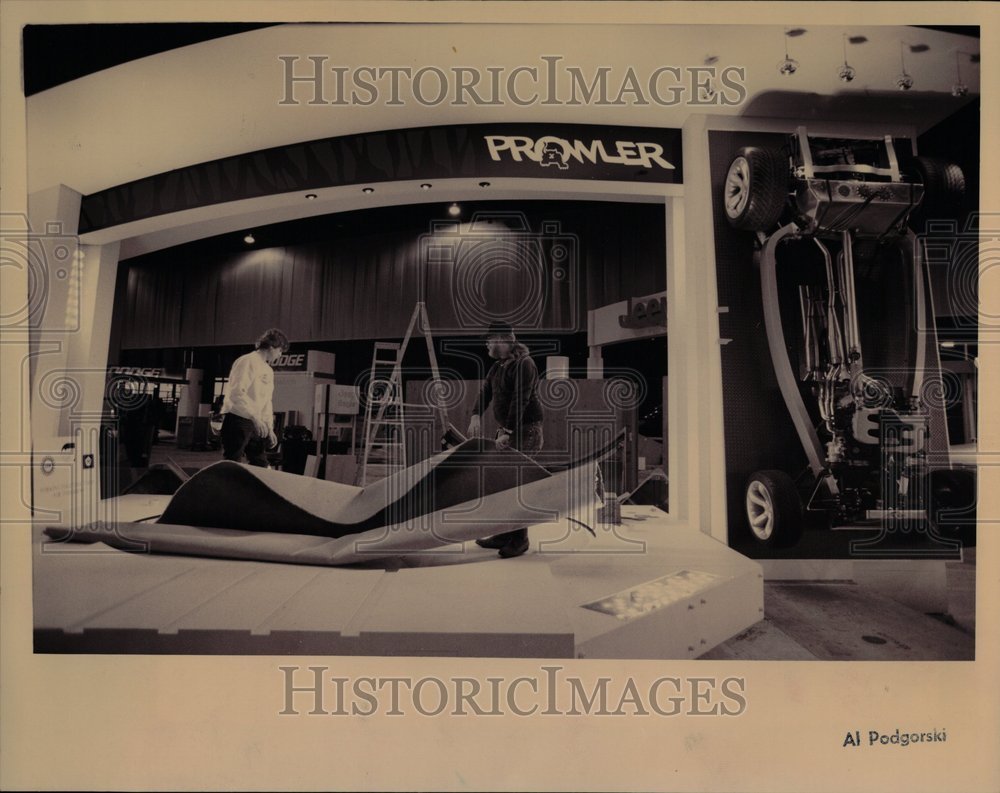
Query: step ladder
358 342 407 484
357 302 451 485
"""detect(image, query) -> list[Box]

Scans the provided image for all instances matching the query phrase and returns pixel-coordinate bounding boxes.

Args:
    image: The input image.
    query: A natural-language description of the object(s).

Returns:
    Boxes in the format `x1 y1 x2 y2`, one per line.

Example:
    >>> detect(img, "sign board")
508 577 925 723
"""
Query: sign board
271 353 308 371
107 366 165 378
315 384 360 415
588 290 668 347
272 350 335 374
80 123 682 232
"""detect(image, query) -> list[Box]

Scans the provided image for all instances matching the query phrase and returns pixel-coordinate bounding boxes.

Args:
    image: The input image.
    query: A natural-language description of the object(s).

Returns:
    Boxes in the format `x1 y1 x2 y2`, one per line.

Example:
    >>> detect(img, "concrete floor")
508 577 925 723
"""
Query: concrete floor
701 551 975 660
145 439 977 662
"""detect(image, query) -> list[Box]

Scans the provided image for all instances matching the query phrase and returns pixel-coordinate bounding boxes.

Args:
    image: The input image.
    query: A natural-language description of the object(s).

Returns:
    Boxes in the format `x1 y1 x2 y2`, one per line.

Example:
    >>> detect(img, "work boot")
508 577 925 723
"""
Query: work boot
498 530 529 559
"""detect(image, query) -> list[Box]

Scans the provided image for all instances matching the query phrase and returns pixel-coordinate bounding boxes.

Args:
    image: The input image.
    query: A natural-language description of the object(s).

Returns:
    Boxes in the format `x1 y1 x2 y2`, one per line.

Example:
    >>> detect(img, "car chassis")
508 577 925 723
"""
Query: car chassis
722 126 967 547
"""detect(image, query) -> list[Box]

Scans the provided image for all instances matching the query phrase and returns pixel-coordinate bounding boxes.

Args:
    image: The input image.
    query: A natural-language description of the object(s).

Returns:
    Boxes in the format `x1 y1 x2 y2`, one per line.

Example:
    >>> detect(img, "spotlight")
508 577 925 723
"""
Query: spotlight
896 41 914 91
420 183 433 190
777 28 800 76
362 187 375 194
447 203 461 217
479 181 491 188
305 193 317 200
701 55 719 99
778 58 799 76
952 51 970 97
244 233 255 244
838 34 857 82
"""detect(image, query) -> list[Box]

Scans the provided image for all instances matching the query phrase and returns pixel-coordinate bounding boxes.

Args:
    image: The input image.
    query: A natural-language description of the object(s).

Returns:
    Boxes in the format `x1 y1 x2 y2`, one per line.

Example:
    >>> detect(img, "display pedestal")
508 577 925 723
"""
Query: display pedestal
34 504 763 658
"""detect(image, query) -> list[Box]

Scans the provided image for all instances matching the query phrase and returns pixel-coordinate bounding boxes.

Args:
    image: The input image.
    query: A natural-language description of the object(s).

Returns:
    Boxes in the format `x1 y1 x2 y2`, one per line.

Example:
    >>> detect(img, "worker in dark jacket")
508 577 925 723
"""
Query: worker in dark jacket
467 322 544 558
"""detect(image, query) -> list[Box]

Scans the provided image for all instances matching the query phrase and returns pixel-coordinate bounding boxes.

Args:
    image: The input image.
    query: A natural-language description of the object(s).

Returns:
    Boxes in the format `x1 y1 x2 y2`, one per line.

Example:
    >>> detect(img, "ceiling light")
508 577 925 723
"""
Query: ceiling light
701 55 718 99
362 187 374 194
777 29 800 76
305 193 317 200
447 203 461 217
420 183 433 190
244 233 255 244
778 57 798 76
479 181 491 188
838 34 857 82
895 41 914 90
952 51 969 97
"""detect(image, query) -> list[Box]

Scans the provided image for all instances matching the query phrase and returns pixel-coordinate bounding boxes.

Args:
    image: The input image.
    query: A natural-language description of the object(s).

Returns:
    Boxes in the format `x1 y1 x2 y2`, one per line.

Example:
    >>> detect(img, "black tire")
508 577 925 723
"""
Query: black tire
911 157 966 228
744 469 804 548
723 147 788 231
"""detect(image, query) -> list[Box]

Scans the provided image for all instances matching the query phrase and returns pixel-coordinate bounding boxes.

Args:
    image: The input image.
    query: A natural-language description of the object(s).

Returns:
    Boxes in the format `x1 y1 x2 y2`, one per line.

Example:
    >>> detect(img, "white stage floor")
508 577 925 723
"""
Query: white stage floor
34 499 764 658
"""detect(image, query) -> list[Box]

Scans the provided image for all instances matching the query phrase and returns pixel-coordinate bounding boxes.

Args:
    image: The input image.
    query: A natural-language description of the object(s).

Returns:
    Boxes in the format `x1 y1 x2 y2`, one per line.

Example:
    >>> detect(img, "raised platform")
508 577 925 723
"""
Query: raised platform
33 500 764 658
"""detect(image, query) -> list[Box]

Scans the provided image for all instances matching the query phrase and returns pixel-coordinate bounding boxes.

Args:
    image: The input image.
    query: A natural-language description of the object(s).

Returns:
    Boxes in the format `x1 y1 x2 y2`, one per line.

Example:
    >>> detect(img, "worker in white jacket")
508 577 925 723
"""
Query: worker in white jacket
220 328 289 466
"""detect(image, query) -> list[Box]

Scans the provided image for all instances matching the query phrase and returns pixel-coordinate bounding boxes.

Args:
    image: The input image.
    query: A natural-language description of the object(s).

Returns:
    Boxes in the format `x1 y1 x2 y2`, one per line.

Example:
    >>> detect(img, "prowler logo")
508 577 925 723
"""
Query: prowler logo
485 135 676 171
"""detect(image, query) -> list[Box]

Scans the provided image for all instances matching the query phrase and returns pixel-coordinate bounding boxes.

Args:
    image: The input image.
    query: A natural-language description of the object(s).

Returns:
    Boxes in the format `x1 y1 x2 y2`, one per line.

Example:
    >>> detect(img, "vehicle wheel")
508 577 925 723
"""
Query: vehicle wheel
911 157 965 227
744 470 804 547
723 147 788 231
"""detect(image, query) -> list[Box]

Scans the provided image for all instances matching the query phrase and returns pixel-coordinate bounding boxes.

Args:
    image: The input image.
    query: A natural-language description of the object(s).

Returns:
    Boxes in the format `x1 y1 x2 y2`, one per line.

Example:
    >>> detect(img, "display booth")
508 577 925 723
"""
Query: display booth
22 23 978 657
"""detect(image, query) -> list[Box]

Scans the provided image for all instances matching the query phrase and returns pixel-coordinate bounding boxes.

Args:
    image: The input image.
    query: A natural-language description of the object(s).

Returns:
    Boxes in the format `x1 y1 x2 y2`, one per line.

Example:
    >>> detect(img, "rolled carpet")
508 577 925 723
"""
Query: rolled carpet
45 432 619 566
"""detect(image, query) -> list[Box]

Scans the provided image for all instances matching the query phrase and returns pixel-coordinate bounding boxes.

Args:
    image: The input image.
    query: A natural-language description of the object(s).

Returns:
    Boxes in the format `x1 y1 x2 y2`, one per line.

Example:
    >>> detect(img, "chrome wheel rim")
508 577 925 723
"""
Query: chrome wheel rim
746 480 774 540
724 156 751 219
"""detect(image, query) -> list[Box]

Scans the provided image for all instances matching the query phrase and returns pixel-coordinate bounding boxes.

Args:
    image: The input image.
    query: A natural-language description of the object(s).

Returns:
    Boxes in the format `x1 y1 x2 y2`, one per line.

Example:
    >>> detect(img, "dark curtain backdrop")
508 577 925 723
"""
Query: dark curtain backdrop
117 201 666 349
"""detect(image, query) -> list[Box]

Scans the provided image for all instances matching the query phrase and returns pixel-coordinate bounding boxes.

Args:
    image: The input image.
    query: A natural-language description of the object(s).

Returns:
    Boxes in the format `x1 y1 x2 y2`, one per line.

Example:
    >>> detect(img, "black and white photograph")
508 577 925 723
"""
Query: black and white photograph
2 2 997 791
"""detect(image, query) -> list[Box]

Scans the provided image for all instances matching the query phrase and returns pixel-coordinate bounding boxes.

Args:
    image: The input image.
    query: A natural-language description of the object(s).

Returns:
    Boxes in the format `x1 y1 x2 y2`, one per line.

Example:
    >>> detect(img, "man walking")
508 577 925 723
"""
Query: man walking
220 328 289 467
467 322 544 558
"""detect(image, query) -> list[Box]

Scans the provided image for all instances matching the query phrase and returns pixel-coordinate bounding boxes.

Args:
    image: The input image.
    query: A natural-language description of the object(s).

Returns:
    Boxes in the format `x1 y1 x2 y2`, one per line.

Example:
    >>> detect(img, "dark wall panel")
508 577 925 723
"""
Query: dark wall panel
117 200 666 350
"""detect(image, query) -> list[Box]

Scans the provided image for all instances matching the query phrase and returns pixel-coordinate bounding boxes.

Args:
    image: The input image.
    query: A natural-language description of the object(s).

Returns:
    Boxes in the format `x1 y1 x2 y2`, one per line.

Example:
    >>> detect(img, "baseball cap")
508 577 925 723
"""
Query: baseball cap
484 321 515 339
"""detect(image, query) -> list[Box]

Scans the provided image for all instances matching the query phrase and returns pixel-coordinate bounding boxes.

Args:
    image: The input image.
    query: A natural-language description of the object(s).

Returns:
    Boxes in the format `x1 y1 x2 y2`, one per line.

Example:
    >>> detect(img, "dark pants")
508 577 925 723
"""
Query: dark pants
491 421 543 544
221 413 268 467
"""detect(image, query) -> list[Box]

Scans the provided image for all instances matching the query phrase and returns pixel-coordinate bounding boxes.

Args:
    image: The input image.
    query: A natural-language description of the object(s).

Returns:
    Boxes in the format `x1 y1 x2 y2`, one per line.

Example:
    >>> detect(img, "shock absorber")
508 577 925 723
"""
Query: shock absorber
840 230 864 379
814 238 848 378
